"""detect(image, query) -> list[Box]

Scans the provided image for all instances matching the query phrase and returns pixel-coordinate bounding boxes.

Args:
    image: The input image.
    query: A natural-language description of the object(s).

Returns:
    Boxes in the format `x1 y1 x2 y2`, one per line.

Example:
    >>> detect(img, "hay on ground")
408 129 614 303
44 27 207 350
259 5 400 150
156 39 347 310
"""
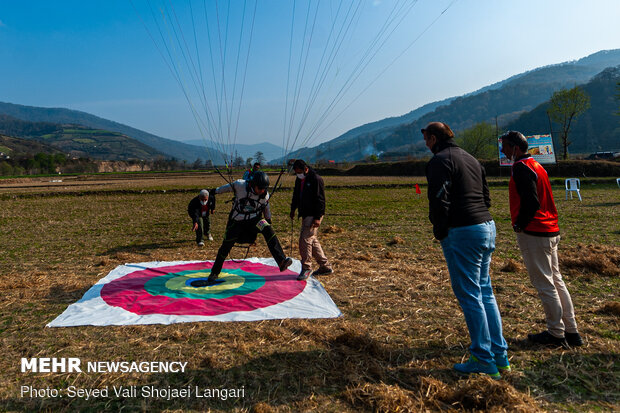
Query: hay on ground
500 258 523 273
596 302 620 316
346 382 420 413
560 244 620 277
323 224 344 234
387 236 405 246
427 376 542 412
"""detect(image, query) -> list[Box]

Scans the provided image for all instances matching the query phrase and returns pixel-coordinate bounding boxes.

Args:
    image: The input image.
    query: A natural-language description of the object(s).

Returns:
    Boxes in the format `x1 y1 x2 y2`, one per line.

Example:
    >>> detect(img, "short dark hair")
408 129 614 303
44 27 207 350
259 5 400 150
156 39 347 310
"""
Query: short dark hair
421 122 454 142
501 131 528 152
292 159 307 170
253 162 261 168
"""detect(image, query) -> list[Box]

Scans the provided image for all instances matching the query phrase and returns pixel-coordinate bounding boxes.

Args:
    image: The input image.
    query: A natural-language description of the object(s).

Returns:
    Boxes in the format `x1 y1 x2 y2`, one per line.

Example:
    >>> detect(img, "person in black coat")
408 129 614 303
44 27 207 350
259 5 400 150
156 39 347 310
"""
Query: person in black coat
423 121 508 379
290 159 332 280
187 189 215 246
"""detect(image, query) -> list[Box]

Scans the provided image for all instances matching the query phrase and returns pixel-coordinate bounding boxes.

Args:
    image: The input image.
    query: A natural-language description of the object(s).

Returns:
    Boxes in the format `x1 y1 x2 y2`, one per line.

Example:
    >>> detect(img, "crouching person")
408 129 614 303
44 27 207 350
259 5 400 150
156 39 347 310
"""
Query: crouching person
192 171 292 287
188 189 215 246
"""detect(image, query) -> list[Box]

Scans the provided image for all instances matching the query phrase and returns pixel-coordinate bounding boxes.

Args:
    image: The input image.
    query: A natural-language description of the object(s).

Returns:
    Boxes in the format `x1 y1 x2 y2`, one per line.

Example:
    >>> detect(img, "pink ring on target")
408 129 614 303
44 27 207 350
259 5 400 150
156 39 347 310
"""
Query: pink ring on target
100 261 304 316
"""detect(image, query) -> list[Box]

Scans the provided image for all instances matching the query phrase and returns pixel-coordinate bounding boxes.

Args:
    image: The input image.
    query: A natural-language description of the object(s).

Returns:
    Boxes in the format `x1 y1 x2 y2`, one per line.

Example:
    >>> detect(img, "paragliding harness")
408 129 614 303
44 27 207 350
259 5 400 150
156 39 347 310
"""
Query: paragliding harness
227 181 269 262
222 168 287 262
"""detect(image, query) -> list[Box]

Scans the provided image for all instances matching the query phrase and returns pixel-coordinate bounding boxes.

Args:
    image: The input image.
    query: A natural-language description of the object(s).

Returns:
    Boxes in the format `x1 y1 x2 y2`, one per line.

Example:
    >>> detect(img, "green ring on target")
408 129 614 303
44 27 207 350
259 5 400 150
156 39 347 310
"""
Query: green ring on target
143 269 265 299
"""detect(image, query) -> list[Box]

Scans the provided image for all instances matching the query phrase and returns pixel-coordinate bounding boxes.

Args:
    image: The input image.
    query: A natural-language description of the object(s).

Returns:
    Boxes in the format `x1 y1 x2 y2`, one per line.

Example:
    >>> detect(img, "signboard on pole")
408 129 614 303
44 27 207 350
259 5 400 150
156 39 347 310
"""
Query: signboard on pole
499 134 556 166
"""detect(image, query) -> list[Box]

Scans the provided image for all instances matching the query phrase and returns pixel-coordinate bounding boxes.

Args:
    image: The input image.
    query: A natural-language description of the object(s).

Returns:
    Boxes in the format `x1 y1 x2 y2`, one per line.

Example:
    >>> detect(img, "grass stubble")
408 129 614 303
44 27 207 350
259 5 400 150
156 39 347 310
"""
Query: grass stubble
0 173 618 412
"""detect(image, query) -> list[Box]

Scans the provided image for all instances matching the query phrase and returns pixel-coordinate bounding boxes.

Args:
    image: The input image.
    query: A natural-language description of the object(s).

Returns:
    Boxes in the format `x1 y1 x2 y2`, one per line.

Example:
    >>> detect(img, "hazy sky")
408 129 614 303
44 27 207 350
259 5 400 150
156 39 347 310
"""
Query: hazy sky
1 0 619 152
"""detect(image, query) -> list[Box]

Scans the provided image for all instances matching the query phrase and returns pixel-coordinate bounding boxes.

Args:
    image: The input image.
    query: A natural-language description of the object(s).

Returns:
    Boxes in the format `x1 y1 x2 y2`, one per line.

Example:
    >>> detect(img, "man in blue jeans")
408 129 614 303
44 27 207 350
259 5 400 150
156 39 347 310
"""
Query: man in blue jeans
423 121 509 379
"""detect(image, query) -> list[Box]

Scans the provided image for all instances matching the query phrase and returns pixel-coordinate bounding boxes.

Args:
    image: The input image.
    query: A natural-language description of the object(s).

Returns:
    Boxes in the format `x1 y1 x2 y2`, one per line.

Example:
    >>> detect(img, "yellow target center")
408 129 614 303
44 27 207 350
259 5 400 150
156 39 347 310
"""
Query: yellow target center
165 271 245 294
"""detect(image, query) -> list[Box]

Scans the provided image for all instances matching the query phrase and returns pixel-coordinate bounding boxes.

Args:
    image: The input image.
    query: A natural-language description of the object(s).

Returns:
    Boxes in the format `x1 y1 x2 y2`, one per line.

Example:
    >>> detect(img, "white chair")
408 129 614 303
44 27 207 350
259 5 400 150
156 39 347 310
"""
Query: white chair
565 178 582 201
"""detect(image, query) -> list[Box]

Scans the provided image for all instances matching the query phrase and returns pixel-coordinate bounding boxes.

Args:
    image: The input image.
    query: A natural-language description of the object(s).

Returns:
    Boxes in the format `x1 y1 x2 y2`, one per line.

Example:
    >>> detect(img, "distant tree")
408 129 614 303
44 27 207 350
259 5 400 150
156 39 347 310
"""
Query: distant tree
253 151 265 165
547 86 590 160
246 157 253 168
456 122 497 160
153 157 169 171
0 161 13 176
616 81 620 116
233 155 245 167
192 158 203 170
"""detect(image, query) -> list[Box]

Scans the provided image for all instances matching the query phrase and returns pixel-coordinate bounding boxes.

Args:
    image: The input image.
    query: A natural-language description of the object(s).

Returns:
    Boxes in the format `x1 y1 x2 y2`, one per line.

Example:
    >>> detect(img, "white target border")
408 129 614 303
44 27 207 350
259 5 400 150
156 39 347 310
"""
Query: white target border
47 258 342 327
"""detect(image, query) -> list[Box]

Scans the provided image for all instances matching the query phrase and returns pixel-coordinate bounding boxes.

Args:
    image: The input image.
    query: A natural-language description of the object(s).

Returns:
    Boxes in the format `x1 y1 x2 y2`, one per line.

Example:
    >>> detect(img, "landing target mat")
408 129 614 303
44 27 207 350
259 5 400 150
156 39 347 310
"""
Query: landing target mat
48 258 341 327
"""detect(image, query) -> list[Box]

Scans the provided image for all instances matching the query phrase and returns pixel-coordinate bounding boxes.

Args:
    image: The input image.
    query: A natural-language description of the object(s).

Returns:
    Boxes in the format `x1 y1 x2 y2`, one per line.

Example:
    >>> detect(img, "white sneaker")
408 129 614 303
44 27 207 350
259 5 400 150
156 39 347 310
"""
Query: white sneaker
207 234 214 241
197 241 205 247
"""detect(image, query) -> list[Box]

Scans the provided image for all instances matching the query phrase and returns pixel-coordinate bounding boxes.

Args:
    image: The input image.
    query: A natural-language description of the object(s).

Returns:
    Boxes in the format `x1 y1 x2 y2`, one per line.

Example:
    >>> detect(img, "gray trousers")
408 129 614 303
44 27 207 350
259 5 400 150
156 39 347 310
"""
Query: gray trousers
516 233 578 337
299 216 329 271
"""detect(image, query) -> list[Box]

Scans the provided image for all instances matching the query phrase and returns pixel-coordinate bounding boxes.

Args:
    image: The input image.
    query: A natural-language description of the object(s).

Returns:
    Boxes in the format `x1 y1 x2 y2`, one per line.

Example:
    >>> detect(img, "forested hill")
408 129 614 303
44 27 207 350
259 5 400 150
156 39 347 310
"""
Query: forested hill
282 49 620 162
504 66 620 154
0 102 219 162
0 134 62 157
0 115 164 160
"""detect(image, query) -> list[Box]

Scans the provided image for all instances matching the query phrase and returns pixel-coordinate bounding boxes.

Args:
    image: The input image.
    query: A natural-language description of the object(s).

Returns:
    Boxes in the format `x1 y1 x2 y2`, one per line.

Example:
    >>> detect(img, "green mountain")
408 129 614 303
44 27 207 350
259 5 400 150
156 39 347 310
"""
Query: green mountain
0 103 224 162
282 49 620 162
0 115 164 160
504 66 620 154
0 133 62 157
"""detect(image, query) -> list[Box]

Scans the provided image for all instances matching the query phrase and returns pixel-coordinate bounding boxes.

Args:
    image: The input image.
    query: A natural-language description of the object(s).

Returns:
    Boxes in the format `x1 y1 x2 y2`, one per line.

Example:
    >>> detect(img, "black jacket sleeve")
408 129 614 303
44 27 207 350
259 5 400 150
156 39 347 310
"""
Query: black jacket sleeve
208 193 216 212
314 175 326 218
290 178 300 214
513 162 539 229
426 156 452 240
187 197 201 223
482 164 491 209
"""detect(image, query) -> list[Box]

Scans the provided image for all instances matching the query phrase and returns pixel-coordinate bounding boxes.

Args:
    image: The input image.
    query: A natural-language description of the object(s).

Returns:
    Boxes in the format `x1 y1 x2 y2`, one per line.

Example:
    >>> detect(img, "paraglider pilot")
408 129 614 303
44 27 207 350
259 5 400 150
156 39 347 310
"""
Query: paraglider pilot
193 171 293 286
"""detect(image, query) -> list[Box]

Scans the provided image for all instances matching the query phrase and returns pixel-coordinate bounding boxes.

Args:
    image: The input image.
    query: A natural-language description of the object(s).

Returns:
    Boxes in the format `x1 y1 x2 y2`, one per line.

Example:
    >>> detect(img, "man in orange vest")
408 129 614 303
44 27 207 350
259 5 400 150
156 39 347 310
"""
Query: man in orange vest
500 131 582 348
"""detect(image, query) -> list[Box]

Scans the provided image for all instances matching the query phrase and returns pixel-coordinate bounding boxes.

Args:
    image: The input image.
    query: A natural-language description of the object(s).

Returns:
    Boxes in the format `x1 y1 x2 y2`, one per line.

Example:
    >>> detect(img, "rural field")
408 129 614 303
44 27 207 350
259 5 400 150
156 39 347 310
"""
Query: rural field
0 172 618 412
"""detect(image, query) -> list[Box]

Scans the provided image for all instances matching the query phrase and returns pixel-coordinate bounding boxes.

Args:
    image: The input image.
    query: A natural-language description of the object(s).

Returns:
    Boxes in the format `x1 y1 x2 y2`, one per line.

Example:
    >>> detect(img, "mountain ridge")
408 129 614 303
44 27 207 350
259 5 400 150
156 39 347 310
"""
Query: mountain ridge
279 49 620 162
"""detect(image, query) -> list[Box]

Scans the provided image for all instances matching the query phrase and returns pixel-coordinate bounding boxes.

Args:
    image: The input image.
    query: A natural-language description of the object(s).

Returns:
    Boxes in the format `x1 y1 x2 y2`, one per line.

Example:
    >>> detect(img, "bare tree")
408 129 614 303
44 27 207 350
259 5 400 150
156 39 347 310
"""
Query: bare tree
547 86 590 160
253 151 265 165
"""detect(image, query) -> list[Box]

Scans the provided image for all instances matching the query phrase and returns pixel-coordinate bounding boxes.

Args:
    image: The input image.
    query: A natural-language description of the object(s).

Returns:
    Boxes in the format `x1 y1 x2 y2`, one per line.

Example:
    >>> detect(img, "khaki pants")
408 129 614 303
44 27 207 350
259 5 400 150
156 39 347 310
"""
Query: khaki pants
299 216 329 270
516 233 578 337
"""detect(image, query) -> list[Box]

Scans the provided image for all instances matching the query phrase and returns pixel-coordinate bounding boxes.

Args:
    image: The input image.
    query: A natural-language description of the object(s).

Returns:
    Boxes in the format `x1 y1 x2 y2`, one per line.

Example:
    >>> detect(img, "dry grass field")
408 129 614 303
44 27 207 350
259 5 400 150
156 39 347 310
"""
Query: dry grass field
1 172 618 412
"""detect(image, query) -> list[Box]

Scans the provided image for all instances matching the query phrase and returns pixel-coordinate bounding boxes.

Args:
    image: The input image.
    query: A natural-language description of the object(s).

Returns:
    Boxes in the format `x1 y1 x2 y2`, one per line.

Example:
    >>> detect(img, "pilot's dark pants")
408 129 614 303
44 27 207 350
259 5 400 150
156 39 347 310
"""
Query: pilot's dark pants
211 217 286 276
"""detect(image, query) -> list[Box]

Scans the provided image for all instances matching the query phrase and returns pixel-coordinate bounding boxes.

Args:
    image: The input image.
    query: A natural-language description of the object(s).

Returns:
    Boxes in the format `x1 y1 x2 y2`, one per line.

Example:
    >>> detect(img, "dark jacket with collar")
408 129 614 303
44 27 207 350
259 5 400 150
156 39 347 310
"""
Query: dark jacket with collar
425 139 492 240
187 195 215 224
290 167 326 219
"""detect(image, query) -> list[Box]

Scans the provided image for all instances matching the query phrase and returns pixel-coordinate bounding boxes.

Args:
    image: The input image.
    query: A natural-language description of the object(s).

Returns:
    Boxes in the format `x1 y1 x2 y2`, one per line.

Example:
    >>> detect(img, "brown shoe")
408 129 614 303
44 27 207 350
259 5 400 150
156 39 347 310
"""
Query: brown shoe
312 266 333 276
279 257 293 272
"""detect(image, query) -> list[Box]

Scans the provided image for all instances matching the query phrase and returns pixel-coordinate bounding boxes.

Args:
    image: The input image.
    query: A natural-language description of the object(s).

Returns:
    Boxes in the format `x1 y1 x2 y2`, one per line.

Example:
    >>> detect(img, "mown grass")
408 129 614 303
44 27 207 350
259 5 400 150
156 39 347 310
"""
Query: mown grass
0 174 618 412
